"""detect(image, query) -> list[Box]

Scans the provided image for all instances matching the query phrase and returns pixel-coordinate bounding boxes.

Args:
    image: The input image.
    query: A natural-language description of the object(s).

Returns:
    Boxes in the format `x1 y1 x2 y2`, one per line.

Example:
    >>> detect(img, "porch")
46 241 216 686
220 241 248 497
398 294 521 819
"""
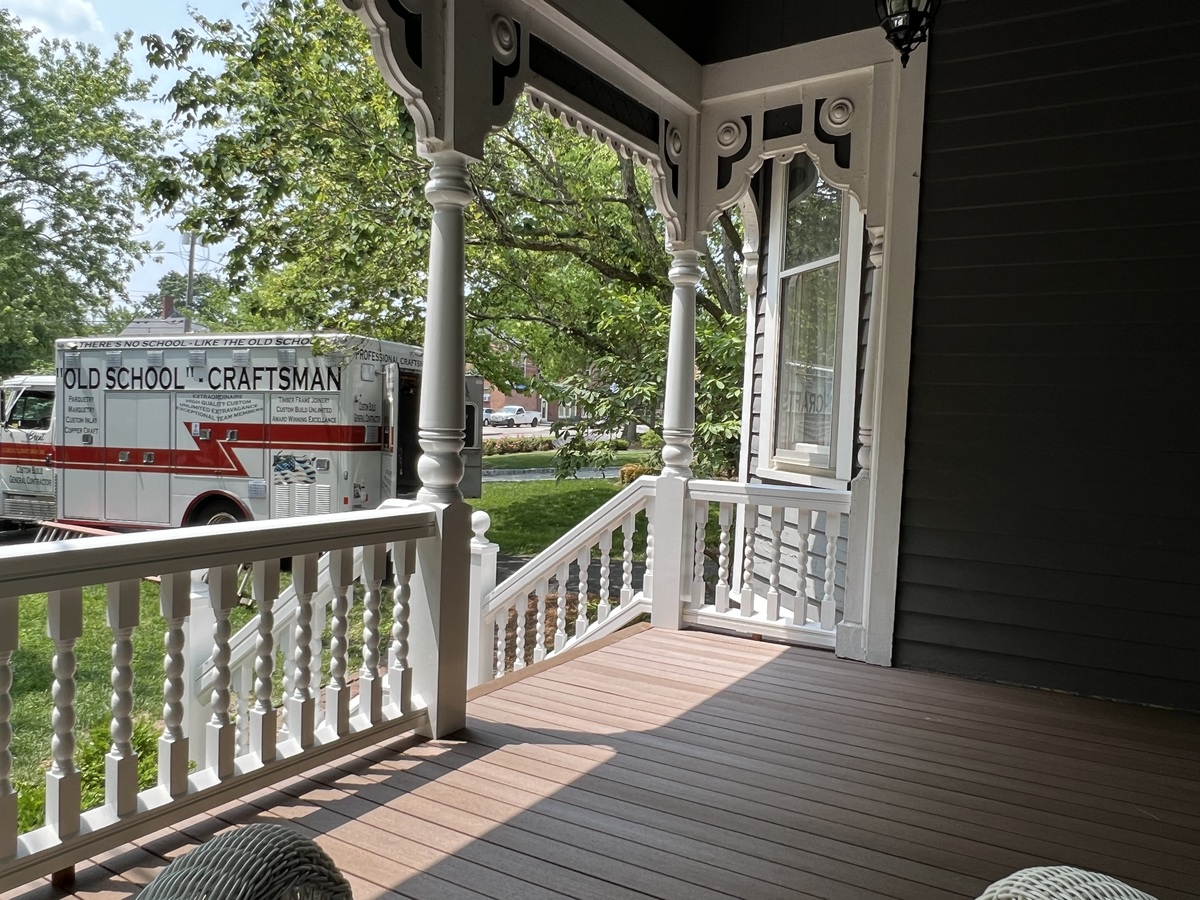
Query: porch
9 625 1198 900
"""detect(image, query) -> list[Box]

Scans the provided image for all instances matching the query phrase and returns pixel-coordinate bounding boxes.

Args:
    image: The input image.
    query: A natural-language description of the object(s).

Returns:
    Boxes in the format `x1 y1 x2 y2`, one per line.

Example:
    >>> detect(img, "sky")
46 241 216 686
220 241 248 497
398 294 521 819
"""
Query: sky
7 0 250 304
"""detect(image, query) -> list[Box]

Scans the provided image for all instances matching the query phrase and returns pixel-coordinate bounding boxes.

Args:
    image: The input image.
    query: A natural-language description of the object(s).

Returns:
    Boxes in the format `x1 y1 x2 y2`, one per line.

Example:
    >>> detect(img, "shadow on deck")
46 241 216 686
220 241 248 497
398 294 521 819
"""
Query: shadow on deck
9 626 1199 900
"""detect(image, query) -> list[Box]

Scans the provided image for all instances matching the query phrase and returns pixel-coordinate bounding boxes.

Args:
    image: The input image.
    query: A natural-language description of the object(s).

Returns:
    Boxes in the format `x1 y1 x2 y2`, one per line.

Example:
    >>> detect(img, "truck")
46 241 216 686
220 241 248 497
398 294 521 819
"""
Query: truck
492 405 540 428
0 330 483 531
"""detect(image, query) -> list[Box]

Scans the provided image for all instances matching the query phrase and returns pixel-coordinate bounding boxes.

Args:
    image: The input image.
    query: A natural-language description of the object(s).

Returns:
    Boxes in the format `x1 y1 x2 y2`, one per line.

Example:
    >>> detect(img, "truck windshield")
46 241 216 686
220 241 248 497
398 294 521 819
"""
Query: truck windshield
5 391 53 430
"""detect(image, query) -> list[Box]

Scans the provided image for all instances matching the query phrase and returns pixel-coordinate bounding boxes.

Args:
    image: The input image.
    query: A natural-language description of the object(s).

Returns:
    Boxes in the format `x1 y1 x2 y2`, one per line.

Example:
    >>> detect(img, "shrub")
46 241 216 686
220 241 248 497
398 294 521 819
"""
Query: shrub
619 463 656 484
482 436 556 455
638 430 663 450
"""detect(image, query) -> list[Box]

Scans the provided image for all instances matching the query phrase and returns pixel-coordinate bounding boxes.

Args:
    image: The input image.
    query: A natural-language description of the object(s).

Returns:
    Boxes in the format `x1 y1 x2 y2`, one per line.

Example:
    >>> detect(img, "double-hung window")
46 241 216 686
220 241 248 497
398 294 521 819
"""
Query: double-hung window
760 155 863 486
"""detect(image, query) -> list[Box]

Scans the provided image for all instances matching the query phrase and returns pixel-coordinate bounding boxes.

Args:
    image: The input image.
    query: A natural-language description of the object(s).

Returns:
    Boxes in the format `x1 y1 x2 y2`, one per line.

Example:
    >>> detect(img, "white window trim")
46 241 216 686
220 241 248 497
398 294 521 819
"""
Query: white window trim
757 161 864 490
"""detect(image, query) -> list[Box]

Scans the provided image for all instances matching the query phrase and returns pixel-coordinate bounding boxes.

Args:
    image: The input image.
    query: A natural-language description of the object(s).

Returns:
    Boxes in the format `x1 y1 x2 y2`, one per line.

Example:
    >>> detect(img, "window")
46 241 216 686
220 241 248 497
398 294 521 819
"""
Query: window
760 156 862 486
4 390 54 431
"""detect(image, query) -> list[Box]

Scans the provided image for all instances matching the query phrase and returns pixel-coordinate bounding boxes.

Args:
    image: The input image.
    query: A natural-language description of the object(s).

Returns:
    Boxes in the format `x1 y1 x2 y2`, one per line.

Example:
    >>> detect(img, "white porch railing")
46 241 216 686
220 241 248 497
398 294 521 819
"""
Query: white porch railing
468 475 852 686
471 476 657 685
0 500 457 894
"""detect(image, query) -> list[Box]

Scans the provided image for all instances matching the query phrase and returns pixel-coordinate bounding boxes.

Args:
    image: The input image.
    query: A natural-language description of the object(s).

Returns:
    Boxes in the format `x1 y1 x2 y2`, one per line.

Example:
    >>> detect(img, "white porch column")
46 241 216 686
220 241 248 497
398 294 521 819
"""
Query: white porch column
651 248 703 628
661 249 702 477
410 152 472 738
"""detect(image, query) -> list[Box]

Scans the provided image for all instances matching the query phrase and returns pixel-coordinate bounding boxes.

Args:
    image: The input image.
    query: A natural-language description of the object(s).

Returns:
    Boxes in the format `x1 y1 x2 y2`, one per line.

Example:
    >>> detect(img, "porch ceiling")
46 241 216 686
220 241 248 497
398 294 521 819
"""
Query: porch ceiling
12 626 1198 900
616 0 873 65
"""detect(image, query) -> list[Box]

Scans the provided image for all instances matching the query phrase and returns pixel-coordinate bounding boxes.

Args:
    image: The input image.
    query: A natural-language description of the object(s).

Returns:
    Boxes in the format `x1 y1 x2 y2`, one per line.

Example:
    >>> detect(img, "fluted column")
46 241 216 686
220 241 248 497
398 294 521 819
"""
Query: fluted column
661 249 703 477
417 154 471 503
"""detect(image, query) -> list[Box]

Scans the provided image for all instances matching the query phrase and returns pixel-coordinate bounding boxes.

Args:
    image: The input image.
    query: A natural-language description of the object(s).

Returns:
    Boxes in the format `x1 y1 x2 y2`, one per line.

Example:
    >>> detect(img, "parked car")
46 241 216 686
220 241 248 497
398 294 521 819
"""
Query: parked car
482 407 493 426
494 405 539 427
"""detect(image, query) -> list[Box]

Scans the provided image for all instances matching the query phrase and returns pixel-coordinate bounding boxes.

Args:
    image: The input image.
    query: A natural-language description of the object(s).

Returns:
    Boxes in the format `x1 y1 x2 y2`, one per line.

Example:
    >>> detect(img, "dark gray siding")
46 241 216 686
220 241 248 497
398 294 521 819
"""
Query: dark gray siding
895 0 1200 710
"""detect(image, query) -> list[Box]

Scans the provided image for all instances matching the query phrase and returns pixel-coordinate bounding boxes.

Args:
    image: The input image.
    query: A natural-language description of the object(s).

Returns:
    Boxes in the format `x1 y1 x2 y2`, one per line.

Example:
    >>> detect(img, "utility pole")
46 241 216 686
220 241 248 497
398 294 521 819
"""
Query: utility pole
184 231 198 311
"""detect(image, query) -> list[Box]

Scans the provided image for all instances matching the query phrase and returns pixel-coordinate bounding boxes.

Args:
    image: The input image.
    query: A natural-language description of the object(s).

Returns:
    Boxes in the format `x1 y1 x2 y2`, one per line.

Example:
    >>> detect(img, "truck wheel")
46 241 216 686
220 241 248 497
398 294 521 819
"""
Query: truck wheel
189 498 245 527
530 417 539 426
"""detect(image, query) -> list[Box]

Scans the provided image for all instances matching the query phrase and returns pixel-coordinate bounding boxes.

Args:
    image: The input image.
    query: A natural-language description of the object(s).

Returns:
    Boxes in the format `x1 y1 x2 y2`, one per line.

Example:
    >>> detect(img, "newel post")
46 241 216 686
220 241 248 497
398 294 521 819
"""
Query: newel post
467 511 499 689
651 248 703 628
409 153 472 737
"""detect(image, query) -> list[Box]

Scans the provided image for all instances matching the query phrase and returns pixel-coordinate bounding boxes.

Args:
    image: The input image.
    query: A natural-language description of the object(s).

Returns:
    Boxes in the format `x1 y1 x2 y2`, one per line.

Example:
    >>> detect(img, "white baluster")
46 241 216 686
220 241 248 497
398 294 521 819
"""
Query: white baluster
554 562 569 653
206 565 238 780
597 531 612 622
250 559 279 764
388 541 415 714
822 512 839 630
642 499 654 602
715 503 732 612
798 514 813 624
620 511 635 605
105 580 139 816
533 577 548 663
278 629 293 740
740 506 756 617
0 598 17 857
360 543 387 725
46 588 82 838
767 506 784 621
691 499 708 608
158 573 190 797
513 592 527 672
574 547 590 639
495 602 511 679
287 554 318 749
326 547 354 737
235 663 250 758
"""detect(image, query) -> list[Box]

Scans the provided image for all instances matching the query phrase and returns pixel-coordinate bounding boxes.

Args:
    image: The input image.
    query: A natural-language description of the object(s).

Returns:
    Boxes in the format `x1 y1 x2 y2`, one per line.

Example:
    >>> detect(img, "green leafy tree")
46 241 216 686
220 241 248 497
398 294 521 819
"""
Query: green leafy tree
144 0 745 475
0 11 166 375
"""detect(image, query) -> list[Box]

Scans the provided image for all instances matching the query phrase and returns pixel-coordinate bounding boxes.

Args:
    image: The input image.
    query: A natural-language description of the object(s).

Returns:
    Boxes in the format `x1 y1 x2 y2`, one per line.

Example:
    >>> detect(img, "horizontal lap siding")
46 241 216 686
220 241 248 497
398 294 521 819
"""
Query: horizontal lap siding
895 0 1200 710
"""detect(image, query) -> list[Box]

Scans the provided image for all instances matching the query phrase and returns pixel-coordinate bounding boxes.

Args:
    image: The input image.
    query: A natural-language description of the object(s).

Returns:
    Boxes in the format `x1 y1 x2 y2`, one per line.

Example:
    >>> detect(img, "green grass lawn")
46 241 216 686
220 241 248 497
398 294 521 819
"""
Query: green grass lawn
482 449 645 470
468 478 623 555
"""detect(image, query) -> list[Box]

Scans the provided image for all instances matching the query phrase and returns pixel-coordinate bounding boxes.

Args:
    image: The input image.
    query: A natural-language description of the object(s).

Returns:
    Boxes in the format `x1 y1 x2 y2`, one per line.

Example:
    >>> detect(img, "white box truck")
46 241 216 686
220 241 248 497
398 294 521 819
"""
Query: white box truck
0 331 482 530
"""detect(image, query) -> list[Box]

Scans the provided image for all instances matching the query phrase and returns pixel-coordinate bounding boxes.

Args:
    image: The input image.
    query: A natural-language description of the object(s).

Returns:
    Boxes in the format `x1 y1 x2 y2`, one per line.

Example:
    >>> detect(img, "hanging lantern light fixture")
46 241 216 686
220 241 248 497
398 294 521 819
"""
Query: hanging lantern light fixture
876 0 941 67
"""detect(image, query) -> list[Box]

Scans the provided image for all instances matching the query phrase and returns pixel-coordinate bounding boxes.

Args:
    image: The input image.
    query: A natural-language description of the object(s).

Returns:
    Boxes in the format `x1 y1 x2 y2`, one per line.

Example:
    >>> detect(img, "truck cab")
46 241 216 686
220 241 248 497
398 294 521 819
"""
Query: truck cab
0 375 57 524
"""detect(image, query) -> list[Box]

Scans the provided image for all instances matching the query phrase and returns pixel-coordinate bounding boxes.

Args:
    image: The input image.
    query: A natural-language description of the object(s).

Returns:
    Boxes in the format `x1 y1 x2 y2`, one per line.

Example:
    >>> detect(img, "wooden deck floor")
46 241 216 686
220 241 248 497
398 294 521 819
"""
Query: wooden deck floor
8 626 1200 900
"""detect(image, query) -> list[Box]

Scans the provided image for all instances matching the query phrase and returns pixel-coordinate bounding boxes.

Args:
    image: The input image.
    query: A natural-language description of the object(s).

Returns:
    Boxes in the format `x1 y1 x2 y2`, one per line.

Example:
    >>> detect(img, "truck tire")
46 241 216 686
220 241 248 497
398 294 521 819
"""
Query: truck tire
530 417 539 426
189 498 245 527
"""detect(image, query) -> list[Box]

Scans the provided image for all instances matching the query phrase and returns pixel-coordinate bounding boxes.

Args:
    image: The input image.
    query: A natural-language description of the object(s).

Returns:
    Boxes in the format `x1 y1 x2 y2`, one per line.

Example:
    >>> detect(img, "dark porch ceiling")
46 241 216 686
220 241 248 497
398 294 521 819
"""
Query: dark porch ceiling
618 0 876 64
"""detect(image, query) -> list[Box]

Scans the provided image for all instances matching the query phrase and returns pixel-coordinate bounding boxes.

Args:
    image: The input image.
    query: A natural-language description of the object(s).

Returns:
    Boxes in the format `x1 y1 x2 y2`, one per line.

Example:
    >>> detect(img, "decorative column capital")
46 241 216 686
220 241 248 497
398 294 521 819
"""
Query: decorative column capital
667 248 703 288
424 155 473 210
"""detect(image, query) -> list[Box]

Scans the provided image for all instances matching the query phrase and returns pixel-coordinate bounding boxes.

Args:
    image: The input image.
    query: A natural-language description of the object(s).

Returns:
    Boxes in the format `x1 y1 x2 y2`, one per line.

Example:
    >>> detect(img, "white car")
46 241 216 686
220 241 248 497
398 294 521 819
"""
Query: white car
494 405 539 427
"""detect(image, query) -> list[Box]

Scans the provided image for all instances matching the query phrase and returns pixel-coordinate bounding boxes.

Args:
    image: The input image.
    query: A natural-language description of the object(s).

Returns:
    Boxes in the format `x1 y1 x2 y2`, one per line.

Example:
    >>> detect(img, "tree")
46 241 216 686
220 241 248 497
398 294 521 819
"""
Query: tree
0 11 166 375
139 269 236 327
144 0 746 475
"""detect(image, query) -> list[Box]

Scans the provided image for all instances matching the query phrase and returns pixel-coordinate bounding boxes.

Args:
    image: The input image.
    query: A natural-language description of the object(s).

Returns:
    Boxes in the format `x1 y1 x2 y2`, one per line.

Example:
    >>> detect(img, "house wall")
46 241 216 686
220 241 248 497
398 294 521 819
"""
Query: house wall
894 0 1200 710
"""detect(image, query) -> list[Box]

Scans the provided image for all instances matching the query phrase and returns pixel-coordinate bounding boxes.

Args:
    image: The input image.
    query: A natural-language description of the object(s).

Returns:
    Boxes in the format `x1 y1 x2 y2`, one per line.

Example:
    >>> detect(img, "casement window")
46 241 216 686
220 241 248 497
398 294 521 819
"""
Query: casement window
759 155 863 487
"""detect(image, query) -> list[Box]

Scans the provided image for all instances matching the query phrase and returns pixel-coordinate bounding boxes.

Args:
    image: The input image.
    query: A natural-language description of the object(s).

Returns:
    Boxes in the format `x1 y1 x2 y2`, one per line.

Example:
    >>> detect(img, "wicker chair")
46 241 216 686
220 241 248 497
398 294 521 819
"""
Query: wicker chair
977 866 1158 900
138 823 353 899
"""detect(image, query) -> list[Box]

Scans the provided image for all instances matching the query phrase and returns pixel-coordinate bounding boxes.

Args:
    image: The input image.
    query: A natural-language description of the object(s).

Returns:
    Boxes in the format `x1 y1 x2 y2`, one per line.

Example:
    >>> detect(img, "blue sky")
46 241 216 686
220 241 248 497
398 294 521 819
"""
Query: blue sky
7 0 250 303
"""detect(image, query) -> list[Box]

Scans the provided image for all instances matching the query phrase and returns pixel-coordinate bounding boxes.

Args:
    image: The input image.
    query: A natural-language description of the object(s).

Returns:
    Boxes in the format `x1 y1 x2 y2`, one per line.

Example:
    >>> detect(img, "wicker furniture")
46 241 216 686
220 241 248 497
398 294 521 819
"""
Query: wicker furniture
138 823 353 899
977 866 1158 900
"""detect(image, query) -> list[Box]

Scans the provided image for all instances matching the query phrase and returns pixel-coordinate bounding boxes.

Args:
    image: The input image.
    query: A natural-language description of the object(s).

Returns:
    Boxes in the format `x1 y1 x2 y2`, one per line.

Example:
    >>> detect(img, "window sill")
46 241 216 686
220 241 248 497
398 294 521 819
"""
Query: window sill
754 465 848 492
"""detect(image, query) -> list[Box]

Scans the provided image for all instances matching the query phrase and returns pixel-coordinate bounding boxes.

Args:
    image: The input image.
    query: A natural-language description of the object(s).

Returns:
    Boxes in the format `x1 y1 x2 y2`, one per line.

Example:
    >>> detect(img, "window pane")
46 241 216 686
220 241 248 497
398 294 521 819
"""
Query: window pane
775 262 839 464
784 158 842 270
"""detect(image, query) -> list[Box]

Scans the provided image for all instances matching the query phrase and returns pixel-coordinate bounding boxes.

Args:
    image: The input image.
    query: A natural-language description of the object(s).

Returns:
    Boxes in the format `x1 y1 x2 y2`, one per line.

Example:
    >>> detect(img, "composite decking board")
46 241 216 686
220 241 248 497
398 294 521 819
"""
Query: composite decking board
481 668 1200 850
342 742 962 900
456 713 1189 889
466 690 1200 893
600 634 1200 755
620 631 1200 751
534 650 1200 799
420 736 1016 888
288 767 659 900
